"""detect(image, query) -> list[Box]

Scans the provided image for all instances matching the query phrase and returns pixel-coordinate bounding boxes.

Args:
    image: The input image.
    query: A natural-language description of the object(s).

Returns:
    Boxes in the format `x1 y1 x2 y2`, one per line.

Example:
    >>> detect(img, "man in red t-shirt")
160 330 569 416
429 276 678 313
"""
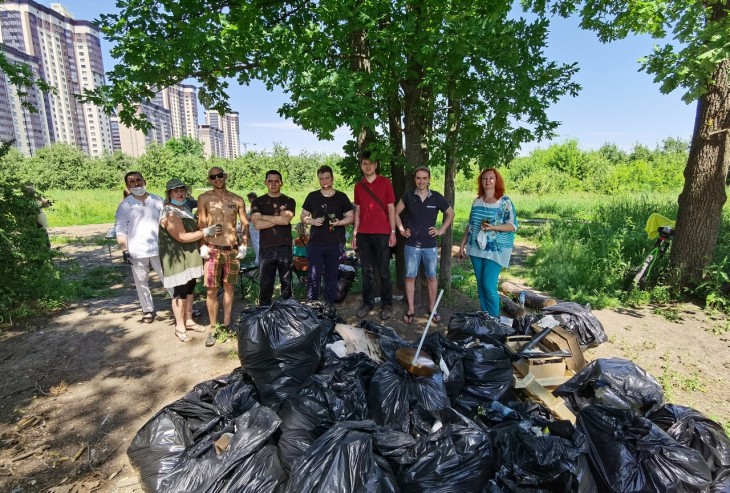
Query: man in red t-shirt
352 151 397 320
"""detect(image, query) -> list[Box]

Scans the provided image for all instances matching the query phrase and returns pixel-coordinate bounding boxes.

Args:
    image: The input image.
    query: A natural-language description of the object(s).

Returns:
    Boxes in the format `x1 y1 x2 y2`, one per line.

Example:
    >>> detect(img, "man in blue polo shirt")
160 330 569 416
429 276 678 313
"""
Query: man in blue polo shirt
395 166 455 324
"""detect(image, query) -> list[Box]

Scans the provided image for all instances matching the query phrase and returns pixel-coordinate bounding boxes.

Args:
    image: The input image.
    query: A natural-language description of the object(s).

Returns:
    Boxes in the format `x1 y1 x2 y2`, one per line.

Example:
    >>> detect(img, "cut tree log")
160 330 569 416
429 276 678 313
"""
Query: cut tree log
499 294 530 319
501 281 557 309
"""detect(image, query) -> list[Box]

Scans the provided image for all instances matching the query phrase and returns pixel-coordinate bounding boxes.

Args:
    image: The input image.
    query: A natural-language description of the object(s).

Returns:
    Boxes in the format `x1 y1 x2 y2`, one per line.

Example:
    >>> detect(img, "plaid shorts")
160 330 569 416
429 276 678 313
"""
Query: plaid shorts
203 247 240 288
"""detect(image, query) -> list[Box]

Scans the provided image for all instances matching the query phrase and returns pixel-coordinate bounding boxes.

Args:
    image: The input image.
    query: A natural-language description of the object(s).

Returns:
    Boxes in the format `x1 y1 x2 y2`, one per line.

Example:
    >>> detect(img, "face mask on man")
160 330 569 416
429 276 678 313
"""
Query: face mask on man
170 198 185 206
130 186 146 196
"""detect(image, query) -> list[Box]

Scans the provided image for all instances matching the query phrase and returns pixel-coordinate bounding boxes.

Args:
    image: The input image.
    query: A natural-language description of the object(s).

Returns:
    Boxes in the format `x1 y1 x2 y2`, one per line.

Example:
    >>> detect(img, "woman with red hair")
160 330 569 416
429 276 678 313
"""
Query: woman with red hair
458 168 518 316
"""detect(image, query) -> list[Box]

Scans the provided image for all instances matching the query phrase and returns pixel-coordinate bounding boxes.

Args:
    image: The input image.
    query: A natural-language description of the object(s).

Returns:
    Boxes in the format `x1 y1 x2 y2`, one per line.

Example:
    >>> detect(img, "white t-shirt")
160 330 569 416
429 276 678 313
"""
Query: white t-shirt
114 194 164 258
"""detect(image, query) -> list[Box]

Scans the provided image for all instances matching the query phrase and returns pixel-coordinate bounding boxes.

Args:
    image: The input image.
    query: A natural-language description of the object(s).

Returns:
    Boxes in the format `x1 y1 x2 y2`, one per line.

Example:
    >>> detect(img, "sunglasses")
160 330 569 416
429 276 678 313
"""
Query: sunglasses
209 172 226 180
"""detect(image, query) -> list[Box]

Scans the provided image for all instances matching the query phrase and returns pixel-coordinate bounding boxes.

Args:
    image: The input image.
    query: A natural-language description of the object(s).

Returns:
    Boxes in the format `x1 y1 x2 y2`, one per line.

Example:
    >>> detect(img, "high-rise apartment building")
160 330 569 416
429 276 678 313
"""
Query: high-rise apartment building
198 124 224 159
0 1 113 156
0 44 51 154
111 99 173 157
154 84 199 140
204 109 240 159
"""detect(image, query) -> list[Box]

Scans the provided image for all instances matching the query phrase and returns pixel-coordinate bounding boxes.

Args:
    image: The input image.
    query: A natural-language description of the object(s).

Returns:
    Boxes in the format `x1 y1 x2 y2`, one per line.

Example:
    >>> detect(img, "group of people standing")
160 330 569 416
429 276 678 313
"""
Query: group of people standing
114 153 519 346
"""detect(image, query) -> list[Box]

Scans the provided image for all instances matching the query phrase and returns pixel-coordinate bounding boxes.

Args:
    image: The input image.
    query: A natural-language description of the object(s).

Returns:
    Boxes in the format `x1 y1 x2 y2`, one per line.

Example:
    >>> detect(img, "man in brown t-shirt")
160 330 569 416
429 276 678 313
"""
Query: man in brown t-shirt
198 166 248 346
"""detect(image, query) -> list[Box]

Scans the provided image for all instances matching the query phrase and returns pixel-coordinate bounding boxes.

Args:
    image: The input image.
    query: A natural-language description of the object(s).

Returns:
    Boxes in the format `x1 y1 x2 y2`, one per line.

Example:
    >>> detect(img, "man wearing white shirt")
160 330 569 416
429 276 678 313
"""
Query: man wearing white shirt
115 171 166 323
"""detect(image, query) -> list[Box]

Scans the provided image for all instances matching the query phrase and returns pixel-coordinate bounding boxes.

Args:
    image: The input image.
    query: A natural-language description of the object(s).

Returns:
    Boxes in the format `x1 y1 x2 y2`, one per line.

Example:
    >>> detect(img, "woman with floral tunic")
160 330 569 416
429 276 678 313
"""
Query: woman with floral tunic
458 168 518 316
159 179 221 342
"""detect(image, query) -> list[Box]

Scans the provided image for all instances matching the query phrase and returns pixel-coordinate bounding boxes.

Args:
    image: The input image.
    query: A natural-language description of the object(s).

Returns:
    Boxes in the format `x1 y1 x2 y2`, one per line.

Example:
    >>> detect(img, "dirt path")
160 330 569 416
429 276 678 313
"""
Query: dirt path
1 225 728 492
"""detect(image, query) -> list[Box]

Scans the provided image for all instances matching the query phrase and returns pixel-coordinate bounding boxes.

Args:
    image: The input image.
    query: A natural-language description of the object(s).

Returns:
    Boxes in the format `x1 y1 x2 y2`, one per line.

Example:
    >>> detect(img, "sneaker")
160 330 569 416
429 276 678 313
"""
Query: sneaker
357 304 373 318
205 332 216 347
380 305 392 320
226 322 237 334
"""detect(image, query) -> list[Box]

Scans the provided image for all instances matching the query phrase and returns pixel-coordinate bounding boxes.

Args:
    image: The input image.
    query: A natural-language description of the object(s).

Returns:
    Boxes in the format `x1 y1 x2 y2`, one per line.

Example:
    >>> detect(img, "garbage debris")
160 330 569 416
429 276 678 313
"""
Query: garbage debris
541 302 608 349
577 404 712 493
649 404 730 485
282 420 399 492
554 358 664 415
447 312 516 343
453 341 513 415
237 299 323 409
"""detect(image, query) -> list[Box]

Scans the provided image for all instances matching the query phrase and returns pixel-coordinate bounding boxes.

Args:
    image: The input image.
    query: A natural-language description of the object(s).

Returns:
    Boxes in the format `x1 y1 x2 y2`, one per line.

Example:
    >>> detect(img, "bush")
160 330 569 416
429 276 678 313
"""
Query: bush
0 175 57 320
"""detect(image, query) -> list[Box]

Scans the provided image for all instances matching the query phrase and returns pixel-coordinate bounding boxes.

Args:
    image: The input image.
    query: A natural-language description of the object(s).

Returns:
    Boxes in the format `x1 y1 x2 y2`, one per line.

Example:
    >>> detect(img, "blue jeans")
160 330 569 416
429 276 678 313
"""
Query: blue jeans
306 243 342 303
404 245 438 278
471 256 501 316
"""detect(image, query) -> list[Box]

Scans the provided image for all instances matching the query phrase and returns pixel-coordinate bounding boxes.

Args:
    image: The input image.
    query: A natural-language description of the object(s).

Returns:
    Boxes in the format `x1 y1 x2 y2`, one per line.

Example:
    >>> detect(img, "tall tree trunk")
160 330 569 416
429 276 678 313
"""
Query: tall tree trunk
671 57 730 285
388 93 407 289
349 27 374 148
440 93 460 296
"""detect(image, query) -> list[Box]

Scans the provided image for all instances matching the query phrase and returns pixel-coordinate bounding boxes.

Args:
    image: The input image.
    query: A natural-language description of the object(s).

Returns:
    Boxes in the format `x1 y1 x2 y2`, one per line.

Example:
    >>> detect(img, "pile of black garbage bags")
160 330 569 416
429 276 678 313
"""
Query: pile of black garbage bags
128 300 730 492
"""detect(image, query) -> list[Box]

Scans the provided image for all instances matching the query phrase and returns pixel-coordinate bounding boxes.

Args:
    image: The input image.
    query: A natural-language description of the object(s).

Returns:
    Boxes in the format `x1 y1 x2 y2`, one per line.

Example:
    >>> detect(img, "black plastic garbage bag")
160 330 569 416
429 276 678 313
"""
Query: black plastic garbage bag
541 302 607 349
649 404 730 484
453 343 513 415
127 369 260 492
237 299 323 409
423 332 466 402
159 407 285 493
278 358 371 472
318 350 380 388
379 408 494 493
282 420 399 493
554 358 664 415
334 265 357 303
488 415 596 492
368 360 450 432
577 404 712 493
447 312 516 343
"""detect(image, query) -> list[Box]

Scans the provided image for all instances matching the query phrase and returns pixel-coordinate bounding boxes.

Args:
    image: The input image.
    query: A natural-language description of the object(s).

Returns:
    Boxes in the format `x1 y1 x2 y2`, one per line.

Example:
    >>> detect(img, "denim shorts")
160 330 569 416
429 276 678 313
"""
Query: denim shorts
404 245 438 278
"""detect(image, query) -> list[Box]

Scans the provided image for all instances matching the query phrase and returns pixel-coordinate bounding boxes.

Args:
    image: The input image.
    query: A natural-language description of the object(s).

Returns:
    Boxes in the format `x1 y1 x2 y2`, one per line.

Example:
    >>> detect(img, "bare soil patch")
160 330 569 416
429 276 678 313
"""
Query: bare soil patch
1 225 728 492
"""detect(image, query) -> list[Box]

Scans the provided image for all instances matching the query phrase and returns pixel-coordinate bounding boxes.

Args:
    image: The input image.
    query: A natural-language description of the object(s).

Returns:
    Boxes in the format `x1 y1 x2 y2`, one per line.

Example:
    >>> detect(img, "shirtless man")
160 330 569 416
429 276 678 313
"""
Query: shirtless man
198 166 249 347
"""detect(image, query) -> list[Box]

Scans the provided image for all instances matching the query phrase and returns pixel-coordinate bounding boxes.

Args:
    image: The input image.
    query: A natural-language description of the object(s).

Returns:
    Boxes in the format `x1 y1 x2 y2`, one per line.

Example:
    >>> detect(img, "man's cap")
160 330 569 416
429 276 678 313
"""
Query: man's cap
165 178 186 191
247 192 257 198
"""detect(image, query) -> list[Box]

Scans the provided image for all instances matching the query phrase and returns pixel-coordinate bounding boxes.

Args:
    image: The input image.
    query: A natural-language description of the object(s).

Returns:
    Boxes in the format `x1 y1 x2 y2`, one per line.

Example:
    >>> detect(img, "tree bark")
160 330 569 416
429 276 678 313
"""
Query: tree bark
440 93 460 296
671 56 730 285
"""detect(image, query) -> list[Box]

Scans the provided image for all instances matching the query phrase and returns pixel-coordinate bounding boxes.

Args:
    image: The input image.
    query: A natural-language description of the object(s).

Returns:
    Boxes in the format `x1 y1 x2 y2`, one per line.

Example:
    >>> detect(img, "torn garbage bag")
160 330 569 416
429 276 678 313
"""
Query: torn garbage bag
282 420 398 493
156 407 285 493
237 299 323 409
554 358 664 415
127 369 260 492
541 302 607 349
577 404 712 493
422 332 466 402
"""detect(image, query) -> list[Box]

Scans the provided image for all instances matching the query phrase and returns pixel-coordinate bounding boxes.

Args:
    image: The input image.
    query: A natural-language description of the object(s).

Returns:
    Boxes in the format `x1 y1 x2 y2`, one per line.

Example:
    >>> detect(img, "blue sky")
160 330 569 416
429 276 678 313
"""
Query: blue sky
54 1 695 156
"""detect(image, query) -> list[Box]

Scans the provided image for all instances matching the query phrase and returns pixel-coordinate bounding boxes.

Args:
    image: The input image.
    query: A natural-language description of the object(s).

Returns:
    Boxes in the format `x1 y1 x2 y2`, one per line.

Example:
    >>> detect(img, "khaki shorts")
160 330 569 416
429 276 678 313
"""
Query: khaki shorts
203 247 240 288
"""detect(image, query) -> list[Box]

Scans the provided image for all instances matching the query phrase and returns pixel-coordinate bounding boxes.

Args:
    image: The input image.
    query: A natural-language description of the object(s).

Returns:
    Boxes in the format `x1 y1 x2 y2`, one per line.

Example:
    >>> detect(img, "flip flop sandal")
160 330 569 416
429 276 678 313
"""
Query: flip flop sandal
175 330 192 343
142 312 154 323
402 313 415 325
185 322 206 333
431 313 441 324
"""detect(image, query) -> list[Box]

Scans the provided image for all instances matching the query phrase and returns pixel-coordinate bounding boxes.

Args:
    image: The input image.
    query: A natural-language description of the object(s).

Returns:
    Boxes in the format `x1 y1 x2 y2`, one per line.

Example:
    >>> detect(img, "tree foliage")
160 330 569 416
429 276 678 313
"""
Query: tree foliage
524 0 730 285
